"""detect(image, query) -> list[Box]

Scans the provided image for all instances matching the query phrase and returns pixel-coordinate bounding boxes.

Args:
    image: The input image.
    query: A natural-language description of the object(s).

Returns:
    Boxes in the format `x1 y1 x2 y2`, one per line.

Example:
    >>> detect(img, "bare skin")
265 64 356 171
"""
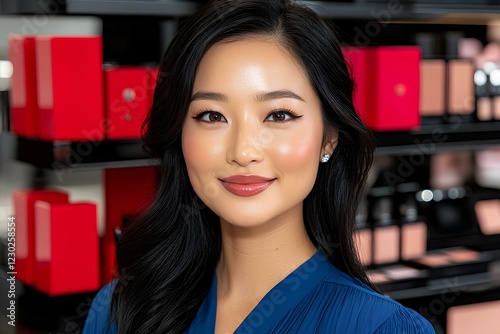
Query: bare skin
181 36 337 333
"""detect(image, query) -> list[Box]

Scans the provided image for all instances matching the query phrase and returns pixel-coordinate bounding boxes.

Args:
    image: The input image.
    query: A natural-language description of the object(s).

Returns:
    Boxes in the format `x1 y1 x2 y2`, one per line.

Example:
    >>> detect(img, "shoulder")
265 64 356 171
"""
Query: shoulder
82 280 118 334
317 268 435 333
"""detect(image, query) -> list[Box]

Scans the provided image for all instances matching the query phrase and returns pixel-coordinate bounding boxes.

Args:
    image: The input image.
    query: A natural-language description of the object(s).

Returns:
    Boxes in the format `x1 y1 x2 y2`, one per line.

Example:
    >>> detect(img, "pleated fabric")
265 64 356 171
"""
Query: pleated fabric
187 248 435 334
83 247 435 333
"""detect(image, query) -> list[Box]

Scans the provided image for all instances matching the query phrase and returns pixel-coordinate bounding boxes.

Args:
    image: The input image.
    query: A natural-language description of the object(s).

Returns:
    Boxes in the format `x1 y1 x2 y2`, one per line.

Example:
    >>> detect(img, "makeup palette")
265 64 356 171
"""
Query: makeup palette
410 247 488 279
367 265 429 291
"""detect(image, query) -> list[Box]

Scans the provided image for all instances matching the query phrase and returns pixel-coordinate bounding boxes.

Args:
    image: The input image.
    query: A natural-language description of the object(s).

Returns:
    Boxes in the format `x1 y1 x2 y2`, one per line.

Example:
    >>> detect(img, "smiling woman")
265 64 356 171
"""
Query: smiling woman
82 1 435 333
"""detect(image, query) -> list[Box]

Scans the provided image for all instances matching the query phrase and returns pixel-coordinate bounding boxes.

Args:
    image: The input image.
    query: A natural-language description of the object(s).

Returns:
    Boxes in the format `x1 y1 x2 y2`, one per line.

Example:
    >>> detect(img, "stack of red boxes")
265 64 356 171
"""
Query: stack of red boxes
8 35 158 141
13 189 99 296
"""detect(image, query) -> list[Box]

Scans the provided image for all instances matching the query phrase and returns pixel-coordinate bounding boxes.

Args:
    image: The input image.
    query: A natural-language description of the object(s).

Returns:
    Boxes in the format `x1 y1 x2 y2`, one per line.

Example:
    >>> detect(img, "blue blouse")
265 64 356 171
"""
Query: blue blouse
83 248 435 333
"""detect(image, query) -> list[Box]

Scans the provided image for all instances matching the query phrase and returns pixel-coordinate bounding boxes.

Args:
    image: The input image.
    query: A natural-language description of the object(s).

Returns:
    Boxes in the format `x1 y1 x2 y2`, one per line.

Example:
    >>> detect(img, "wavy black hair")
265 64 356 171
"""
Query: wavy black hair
110 0 375 333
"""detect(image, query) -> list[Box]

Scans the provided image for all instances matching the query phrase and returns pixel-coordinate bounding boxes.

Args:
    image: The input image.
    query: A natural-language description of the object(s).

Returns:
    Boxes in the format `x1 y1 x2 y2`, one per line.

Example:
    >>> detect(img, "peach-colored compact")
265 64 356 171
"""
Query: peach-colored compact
354 228 372 266
475 199 500 235
420 59 446 117
401 221 428 261
447 300 500 334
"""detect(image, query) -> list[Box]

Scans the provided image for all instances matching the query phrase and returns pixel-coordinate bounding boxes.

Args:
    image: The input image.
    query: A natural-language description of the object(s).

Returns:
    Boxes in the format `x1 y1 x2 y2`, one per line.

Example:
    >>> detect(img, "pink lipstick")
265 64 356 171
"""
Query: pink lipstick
219 175 275 197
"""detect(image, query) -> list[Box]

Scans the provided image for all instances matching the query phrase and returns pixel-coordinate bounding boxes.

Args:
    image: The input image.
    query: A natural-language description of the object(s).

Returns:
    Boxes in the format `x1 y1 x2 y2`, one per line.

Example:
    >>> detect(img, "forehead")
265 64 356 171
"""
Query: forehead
193 37 313 92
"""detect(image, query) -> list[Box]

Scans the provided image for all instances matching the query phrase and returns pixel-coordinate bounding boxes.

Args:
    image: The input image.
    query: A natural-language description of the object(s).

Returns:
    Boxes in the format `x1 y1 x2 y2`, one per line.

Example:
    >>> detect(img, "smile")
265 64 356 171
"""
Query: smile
219 175 276 197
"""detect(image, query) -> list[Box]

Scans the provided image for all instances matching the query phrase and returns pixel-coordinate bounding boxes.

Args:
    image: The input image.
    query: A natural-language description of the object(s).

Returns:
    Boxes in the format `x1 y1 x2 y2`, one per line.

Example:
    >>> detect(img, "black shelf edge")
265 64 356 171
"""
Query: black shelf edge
3 1 500 19
300 1 415 20
65 0 200 17
10 133 157 171
374 121 500 156
385 256 500 300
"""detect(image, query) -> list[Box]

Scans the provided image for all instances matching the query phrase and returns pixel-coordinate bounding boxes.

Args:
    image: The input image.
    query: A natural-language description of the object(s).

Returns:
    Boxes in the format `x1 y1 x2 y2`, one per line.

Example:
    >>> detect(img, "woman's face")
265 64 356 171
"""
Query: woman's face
182 37 333 228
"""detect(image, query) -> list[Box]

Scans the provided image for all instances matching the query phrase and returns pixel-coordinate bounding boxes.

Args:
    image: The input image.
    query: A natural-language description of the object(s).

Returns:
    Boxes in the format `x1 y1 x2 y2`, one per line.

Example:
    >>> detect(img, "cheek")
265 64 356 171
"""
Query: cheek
272 125 322 170
182 126 225 180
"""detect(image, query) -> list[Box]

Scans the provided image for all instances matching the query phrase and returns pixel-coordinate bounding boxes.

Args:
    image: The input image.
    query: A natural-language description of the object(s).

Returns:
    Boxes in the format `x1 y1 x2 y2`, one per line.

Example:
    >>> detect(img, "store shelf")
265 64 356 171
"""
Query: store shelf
3 0 497 20
375 121 500 156
386 253 500 300
65 0 199 17
10 133 155 171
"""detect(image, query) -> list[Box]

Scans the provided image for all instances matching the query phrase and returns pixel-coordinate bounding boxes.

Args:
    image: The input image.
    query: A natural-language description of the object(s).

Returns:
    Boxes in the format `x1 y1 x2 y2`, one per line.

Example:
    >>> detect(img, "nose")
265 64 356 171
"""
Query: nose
226 121 264 167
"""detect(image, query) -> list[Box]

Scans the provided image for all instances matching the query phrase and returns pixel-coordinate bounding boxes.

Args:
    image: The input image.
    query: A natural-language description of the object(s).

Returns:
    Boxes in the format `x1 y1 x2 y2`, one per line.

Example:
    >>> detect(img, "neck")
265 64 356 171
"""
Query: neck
215 207 317 302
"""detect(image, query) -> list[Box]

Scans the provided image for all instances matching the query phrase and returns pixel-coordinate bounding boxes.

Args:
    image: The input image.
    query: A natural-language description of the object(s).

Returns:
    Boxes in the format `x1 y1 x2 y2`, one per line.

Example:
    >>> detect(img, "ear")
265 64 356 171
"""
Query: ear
321 128 339 158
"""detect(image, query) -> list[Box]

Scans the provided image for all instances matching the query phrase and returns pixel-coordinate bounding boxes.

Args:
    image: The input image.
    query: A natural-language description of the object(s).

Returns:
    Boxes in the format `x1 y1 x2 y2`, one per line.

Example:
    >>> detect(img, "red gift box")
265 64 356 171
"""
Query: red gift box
13 189 69 285
104 67 152 140
343 46 421 131
8 36 39 138
36 36 104 141
34 201 99 296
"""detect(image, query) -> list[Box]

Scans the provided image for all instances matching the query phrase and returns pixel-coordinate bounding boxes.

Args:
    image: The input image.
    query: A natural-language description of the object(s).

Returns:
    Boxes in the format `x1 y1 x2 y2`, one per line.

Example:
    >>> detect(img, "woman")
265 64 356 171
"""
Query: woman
83 0 435 333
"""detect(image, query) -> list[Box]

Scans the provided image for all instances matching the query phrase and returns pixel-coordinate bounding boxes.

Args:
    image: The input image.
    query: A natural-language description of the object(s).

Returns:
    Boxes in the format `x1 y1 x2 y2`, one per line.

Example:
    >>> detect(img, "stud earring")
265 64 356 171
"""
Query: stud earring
321 154 330 163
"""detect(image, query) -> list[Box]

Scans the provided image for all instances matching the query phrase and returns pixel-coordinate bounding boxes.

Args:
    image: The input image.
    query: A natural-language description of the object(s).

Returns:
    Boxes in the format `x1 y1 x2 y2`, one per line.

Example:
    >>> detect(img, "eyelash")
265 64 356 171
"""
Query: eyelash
192 108 302 123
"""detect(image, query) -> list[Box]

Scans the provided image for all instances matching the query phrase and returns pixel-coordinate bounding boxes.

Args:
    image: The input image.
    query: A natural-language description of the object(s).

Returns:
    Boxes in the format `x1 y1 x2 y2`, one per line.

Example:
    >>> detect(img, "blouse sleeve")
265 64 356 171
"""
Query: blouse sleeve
373 306 436 334
82 280 118 334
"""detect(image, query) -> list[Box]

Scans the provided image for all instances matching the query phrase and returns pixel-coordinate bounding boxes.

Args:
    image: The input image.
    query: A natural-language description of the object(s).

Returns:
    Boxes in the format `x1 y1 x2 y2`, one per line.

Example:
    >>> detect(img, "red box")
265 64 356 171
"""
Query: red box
8 36 39 138
104 67 151 140
34 201 99 295
148 67 159 109
36 36 104 141
13 189 69 285
343 46 421 131
102 166 157 284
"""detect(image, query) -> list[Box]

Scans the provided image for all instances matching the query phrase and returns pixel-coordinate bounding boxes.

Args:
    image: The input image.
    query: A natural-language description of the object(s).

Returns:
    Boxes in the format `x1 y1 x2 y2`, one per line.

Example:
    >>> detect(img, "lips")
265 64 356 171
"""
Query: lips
219 175 276 197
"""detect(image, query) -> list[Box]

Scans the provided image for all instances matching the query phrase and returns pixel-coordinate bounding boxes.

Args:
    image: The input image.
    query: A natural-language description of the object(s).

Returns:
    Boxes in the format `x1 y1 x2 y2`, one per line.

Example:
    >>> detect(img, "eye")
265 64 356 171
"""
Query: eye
265 109 302 122
192 111 227 123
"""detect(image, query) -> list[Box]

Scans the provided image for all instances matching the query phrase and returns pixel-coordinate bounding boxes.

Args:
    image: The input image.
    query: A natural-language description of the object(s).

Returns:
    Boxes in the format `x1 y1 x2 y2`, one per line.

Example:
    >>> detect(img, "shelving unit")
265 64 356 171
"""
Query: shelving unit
375 121 500 156
3 1 500 19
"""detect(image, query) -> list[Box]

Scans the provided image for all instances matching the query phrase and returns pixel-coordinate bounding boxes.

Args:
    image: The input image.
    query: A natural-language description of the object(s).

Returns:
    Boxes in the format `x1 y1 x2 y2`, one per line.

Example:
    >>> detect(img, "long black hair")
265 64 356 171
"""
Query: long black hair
111 0 375 333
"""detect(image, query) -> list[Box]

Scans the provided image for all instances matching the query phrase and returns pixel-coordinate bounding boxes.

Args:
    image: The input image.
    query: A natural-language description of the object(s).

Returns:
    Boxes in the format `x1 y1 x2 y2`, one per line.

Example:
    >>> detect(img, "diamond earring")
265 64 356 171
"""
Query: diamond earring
321 154 330 163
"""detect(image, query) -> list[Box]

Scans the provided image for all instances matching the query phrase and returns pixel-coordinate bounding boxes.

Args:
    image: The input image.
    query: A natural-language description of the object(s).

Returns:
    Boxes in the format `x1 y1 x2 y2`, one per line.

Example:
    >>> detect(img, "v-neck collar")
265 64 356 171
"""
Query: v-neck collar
199 247 333 334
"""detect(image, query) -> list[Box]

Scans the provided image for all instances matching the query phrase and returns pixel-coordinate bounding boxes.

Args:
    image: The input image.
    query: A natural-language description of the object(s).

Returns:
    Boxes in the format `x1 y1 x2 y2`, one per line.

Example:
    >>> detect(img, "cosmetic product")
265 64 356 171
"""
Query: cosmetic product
489 67 500 120
36 36 104 141
103 166 158 284
447 59 475 118
373 221 400 265
104 67 151 140
343 46 421 131
474 68 493 121
370 190 400 265
34 201 99 295
410 247 488 279
401 220 427 261
354 227 372 267
353 200 372 266
13 189 69 285
420 59 446 118
447 300 500 334
366 265 428 291
8 35 39 138
474 199 500 235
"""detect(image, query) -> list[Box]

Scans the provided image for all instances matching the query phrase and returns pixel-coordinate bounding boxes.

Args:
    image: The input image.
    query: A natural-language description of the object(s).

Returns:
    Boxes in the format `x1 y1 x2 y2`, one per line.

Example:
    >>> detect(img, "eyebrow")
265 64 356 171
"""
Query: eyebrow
190 90 305 102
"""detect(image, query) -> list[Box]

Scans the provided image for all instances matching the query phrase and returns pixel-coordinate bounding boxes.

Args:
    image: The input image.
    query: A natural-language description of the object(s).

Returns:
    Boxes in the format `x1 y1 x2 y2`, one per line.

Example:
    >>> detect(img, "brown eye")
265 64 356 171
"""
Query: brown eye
265 109 302 122
193 111 227 122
